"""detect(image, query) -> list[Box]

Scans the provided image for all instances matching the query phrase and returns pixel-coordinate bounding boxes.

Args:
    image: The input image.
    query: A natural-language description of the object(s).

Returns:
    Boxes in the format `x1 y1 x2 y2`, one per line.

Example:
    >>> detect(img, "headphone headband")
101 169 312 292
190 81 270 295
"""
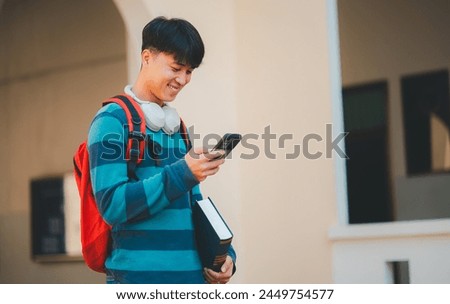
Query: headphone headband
124 85 181 135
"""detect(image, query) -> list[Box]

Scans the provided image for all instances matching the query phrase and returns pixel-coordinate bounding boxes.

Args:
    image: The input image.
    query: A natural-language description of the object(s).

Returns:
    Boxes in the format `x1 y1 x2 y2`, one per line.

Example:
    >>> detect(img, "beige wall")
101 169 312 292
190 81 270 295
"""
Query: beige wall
234 0 339 283
0 0 126 283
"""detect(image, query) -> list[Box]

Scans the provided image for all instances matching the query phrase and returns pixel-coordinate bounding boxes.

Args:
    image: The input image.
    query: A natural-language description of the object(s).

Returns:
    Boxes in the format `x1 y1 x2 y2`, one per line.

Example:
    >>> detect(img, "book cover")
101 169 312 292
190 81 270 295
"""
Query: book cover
193 197 233 272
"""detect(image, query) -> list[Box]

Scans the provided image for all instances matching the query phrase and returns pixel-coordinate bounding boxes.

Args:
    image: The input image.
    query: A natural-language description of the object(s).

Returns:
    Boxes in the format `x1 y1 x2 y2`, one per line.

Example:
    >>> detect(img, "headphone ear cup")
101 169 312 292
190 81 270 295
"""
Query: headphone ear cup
140 102 165 132
162 105 181 135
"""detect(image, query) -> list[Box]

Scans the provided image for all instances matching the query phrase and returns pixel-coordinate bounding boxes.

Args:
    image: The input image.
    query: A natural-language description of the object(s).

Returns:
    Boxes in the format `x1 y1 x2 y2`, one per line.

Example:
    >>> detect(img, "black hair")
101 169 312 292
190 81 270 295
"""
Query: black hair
142 16 205 69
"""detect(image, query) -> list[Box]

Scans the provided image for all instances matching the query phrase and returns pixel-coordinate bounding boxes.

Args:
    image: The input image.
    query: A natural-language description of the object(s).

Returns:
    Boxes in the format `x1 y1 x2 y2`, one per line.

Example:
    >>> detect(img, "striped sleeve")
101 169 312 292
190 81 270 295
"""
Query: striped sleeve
87 104 199 225
190 184 203 202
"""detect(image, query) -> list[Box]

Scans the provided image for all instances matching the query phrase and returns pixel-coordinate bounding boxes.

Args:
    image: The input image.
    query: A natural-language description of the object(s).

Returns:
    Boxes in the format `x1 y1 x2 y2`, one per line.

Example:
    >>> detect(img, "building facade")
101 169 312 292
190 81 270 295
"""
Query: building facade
0 0 449 283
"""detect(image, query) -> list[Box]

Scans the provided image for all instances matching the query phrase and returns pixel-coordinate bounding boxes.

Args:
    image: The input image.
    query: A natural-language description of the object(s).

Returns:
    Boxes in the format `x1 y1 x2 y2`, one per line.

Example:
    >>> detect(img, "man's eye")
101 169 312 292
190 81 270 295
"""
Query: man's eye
172 67 181 72
186 70 193 75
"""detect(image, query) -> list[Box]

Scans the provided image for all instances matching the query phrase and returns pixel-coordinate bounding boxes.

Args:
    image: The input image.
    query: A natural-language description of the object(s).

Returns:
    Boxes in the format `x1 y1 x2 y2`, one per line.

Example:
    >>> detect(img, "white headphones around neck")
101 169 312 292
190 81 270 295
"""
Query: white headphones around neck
124 85 180 135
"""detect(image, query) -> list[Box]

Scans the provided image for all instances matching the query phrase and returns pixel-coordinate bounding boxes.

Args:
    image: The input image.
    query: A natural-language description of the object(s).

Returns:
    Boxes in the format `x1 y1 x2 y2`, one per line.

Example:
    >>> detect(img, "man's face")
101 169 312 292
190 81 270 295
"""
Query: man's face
143 51 193 104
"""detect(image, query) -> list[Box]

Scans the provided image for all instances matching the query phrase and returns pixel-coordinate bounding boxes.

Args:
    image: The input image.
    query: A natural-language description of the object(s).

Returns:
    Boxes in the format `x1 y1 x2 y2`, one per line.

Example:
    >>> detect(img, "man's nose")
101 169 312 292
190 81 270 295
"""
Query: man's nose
176 73 189 86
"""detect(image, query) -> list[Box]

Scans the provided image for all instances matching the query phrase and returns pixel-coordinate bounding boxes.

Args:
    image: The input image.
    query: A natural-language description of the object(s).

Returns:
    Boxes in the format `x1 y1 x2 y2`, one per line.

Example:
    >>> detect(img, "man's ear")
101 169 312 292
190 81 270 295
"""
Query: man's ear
141 49 158 66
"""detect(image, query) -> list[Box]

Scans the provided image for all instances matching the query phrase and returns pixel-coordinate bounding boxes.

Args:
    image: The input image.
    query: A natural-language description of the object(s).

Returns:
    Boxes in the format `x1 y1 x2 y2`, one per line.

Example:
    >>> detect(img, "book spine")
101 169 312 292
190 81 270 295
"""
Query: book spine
210 239 232 272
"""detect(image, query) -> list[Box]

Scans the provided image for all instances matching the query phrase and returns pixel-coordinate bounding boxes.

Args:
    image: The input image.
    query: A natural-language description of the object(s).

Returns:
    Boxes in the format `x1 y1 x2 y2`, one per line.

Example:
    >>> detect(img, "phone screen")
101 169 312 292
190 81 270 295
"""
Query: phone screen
210 133 242 159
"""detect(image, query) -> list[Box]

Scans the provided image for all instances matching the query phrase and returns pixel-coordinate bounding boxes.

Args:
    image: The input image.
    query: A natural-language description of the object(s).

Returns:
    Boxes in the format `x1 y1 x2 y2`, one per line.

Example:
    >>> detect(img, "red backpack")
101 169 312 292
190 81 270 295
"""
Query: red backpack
73 94 191 273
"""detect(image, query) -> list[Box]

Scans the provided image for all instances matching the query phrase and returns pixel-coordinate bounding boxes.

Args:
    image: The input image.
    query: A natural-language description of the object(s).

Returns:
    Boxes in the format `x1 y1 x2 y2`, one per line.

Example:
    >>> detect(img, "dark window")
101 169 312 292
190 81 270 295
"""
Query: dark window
387 261 410 284
343 82 392 224
401 69 450 176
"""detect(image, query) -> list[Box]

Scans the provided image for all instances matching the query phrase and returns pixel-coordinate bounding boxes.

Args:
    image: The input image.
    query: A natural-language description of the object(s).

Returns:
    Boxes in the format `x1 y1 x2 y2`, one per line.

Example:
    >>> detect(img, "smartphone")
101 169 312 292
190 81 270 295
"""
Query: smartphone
209 133 242 159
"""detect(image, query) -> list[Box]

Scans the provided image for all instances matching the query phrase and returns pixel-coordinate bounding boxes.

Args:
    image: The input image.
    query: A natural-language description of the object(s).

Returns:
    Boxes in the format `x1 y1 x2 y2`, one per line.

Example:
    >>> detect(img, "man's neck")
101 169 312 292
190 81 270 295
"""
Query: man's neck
132 77 163 106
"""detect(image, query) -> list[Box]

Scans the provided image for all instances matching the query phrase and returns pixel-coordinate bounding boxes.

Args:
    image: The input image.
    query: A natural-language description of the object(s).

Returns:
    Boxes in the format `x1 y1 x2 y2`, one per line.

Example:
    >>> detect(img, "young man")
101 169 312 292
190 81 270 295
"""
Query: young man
87 16 236 284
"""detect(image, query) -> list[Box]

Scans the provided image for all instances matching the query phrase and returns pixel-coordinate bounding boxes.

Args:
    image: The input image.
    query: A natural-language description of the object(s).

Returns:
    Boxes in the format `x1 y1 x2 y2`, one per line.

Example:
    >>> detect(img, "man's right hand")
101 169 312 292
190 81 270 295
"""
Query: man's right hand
185 147 225 182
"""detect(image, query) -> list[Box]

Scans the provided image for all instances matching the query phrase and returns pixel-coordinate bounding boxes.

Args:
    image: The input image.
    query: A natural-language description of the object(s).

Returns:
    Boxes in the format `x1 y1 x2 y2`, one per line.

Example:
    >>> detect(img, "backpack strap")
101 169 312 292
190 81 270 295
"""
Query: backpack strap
102 94 146 180
102 94 192 179
179 118 192 152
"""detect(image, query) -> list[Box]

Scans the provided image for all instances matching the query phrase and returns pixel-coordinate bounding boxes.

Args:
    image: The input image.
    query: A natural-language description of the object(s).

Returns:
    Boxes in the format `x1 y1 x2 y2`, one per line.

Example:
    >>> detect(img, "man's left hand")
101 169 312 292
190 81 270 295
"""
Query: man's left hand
203 256 234 284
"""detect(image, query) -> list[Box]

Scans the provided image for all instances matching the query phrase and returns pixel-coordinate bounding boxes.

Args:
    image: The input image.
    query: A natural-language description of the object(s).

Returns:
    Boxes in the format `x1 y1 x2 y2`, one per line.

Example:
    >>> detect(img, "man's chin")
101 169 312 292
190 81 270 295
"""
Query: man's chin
163 94 178 102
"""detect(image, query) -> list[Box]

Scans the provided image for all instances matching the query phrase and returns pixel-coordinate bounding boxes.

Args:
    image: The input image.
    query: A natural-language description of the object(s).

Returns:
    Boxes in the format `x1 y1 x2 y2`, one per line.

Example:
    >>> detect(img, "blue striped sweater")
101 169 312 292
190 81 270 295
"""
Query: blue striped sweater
87 102 236 283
